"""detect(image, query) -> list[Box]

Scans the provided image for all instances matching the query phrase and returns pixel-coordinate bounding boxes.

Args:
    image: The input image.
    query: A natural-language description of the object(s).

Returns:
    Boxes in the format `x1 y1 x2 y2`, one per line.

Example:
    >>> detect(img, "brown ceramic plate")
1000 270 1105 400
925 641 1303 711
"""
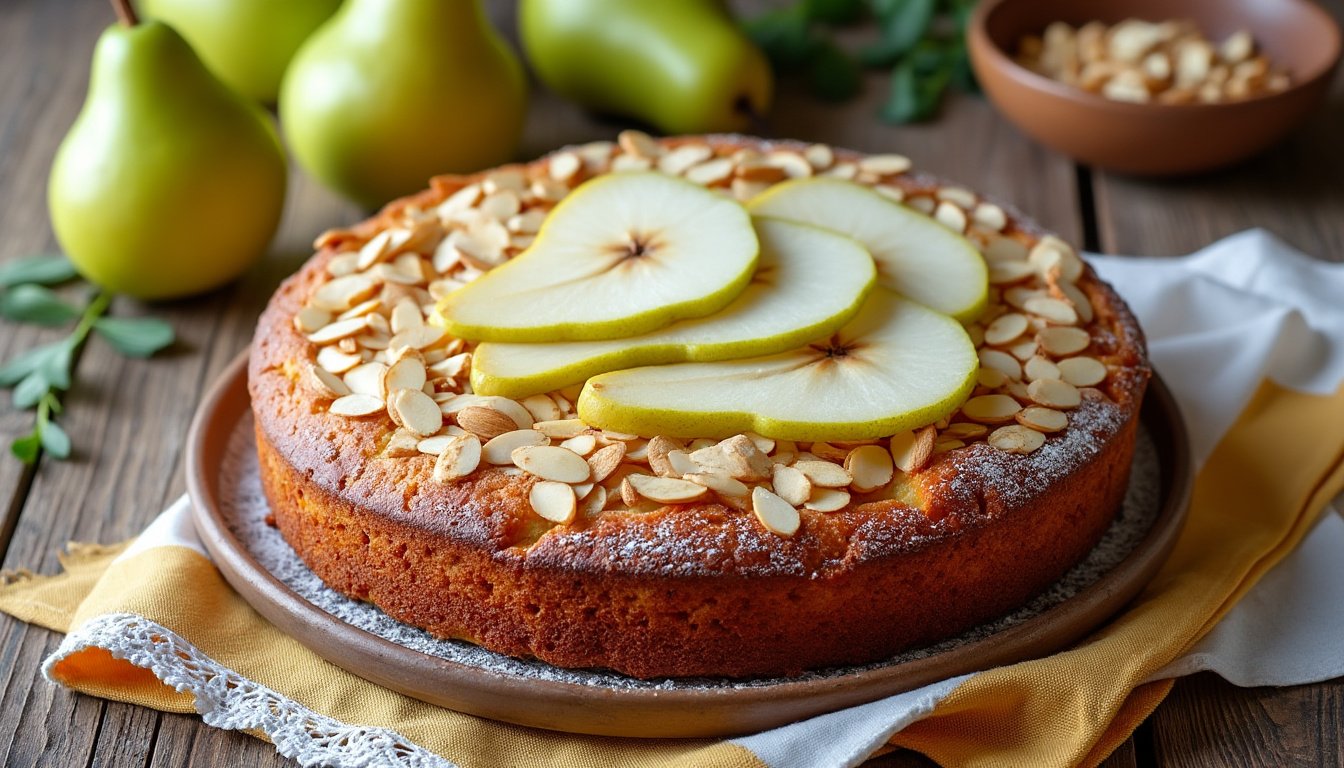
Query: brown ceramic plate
186 352 1191 738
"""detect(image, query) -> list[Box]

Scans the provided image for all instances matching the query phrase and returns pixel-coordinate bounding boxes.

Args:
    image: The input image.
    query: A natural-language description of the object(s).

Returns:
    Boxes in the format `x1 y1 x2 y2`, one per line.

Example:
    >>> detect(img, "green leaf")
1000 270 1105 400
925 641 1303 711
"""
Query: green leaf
38 420 71 459
0 255 79 288
808 41 864 101
860 0 935 67
805 0 865 25
0 284 81 326
880 53 951 123
743 6 819 70
42 338 77 390
10 432 40 464
0 342 66 388
94 316 176 358
12 370 50 410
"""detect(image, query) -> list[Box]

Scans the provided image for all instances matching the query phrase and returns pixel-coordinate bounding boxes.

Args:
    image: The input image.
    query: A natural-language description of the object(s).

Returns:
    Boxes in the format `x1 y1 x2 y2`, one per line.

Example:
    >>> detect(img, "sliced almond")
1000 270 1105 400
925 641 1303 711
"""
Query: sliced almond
685 472 749 499
934 201 968 233
390 298 424 335
809 441 850 462
942 422 989 440
513 445 591 483
457 406 519 440
304 363 350 399
1024 355 1062 383
979 348 1024 381
1038 326 1091 356
1057 356 1107 387
803 143 834 170
988 424 1047 454
294 306 332 334
804 488 851 512
719 434 773 480
1028 378 1082 409
317 346 363 375
525 420 581 442
311 274 378 313
752 486 801 537
771 464 812 506
1025 296 1079 326
330 393 384 417
483 429 548 465
845 445 894 493
383 428 420 458
657 143 714 175
889 426 936 473
666 449 698 476
646 435 683 477
793 460 852 488
308 316 371 345
344 362 388 397
433 433 483 482
417 434 457 455
764 151 814 179
391 389 443 437
1016 406 1069 433
385 356 427 393
984 313 1029 346
858 154 912 176
529 480 577 524
521 394 563 423
977 367 1008 389
579 485 608 517
628 474 709 504
617 129 662 159
549 431 593 456
684 158 734 186
989 260 1037 285
962 394 1023 424
973 203 1008 232
548 151 581 182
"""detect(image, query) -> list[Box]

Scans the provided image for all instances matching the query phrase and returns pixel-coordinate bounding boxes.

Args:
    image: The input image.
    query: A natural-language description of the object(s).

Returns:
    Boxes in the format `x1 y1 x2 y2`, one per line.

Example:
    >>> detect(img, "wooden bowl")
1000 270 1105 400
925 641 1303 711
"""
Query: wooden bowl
968 0 1342 175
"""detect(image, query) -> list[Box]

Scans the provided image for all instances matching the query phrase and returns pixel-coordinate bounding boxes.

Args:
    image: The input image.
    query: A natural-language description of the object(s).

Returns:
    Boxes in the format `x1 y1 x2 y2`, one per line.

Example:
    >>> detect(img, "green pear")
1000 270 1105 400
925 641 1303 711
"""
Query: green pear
281 0 528 209
138 0 340 104
519 0 772 134
48 20 287 301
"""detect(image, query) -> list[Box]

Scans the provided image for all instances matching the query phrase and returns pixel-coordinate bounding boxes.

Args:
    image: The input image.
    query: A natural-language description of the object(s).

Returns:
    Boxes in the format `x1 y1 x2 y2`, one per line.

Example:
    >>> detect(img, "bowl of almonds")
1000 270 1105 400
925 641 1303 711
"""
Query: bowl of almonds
968 0 1341 175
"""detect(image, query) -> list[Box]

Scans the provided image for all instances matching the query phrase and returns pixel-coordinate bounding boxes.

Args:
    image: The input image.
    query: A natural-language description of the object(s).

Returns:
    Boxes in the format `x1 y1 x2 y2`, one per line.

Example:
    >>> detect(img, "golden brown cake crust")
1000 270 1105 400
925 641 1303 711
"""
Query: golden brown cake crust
249 135 1149 678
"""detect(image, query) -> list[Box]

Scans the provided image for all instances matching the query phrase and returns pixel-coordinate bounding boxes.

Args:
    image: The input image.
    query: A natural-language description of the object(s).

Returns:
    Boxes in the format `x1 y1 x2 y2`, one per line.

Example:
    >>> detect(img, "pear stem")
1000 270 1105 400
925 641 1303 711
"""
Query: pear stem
111 0 138 26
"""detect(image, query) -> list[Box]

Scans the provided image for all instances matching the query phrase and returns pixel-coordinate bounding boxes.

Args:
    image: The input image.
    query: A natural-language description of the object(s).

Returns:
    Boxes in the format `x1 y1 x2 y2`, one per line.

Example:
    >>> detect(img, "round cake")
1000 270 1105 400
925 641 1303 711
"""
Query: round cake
248 133 1149 679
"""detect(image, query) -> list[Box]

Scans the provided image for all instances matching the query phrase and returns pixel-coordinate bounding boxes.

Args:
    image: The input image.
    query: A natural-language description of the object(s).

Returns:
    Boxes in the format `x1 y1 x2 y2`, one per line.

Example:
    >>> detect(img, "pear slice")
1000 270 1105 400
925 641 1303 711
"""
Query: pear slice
469 217 877 398
577 288 978 441
748 178 988 322
435 171 758 342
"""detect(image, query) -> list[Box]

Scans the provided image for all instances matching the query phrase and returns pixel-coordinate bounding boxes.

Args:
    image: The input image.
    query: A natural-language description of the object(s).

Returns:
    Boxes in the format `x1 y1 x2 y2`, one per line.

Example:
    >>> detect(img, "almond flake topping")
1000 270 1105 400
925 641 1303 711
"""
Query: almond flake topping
752 486 801 537
512 445 591 483
530 481 577 524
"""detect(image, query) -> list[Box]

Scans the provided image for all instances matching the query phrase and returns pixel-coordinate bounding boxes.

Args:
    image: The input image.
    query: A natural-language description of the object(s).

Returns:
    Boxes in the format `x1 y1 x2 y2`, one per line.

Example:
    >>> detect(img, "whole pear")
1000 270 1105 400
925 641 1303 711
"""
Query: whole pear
519 0 773 134
138 0 340 104
48 20 287 301
281 0 527 210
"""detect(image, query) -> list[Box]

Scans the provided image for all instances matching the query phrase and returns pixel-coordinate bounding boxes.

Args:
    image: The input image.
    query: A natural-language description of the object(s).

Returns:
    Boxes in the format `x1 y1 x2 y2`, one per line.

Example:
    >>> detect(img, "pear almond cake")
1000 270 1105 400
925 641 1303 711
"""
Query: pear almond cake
249 133 1149 679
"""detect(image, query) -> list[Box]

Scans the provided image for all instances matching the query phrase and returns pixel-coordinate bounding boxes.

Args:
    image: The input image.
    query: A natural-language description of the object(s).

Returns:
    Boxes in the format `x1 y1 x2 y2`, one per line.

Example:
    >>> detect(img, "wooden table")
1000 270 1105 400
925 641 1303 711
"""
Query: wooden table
1 0 1340 765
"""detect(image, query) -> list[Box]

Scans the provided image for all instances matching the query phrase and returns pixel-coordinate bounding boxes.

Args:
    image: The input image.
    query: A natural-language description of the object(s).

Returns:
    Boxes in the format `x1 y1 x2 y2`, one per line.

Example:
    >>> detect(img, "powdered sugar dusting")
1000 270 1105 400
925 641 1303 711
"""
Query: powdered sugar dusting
219 412 1162 691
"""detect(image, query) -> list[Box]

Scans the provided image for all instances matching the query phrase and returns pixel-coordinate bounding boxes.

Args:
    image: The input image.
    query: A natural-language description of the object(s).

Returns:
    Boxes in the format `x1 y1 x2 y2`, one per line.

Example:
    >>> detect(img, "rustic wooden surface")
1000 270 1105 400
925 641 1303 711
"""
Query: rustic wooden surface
1 0 1340 765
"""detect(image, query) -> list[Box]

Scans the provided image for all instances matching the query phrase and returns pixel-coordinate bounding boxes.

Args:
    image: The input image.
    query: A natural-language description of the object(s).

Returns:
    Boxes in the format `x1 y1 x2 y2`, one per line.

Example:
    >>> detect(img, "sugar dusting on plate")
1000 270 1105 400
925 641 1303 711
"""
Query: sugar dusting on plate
219 414 1161 691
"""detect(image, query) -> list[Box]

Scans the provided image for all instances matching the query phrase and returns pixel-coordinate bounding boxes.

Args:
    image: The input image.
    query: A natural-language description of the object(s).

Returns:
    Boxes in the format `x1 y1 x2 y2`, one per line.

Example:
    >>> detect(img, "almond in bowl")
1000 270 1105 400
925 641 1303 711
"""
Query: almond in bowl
249 132 1150 678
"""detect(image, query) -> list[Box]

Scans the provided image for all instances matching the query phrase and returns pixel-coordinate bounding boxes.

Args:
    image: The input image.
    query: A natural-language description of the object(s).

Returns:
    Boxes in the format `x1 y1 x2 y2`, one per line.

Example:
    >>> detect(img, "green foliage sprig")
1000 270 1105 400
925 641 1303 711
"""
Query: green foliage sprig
744 0 979 123
0 255 175 463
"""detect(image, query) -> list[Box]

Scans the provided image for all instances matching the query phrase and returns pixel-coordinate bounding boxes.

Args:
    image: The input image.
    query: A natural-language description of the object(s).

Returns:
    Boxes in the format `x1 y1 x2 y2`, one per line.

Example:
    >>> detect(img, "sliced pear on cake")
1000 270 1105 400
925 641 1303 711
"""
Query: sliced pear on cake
470 217 877 398
748 178 988 322
435 171 758 342
576 288 978 441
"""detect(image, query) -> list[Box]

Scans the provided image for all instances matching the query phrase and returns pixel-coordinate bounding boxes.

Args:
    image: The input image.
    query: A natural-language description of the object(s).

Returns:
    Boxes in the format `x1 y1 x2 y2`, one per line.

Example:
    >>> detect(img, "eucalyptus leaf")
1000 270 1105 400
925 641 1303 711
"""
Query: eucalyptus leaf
0 342 65 388
12 370 50 410
10 432 40 464
743 5 818 70
0 255 79 288
0 284 81 326
42 338 77 390
94 316 176 358
39 420 71 459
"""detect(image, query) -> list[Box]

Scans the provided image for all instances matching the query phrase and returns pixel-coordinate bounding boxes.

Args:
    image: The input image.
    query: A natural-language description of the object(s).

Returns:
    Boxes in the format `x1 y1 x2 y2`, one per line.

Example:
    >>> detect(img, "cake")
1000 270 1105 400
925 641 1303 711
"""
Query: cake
248 133 1149 679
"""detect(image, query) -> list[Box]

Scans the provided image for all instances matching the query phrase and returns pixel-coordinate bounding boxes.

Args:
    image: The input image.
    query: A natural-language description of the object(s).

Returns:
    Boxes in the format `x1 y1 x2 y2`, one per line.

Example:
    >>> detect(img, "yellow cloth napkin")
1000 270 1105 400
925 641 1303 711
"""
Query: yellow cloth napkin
2 231 1343 767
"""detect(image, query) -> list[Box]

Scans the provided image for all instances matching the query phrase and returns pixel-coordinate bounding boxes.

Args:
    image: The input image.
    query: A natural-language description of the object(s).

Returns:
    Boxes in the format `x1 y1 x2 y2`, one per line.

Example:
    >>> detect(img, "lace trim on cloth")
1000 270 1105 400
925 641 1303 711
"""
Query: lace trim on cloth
42 612 456 768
